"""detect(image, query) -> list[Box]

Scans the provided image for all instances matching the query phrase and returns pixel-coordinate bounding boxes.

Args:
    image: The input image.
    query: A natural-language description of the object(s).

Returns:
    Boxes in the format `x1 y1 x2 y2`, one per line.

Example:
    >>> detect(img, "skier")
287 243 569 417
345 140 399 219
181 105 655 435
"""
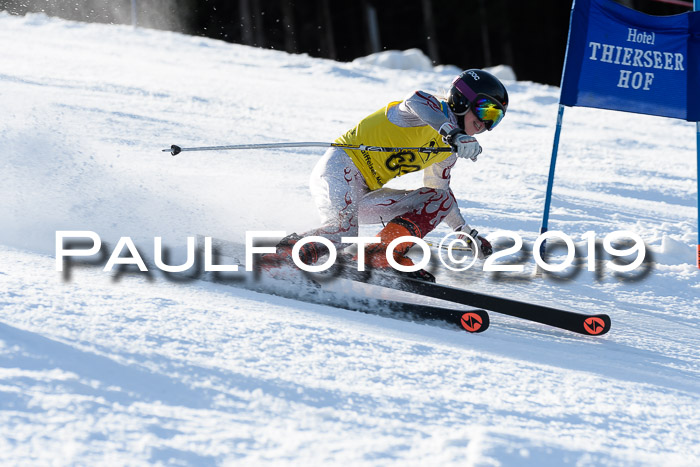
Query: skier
265 69 509 281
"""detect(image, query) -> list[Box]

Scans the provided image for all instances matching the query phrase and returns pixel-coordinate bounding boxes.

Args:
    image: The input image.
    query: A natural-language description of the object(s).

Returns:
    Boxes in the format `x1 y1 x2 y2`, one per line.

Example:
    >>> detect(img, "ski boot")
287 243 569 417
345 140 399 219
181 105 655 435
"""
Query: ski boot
359 218 435 283
259 233 328 271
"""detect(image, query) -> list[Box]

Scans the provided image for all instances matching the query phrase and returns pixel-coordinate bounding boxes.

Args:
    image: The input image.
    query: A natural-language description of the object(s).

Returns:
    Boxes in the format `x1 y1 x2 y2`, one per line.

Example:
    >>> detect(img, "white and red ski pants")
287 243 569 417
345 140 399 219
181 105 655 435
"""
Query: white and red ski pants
303 147 457 247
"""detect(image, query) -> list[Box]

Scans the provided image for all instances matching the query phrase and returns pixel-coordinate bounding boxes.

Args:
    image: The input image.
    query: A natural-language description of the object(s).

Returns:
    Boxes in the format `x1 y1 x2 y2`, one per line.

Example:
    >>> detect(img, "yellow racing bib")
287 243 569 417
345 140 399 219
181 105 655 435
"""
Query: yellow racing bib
334 101 452 190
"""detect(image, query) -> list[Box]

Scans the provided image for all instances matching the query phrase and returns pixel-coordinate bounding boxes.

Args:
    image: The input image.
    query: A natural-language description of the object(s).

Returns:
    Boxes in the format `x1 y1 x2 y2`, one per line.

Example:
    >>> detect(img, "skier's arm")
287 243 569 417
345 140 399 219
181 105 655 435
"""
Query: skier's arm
397 91 480 230
398 90 456 130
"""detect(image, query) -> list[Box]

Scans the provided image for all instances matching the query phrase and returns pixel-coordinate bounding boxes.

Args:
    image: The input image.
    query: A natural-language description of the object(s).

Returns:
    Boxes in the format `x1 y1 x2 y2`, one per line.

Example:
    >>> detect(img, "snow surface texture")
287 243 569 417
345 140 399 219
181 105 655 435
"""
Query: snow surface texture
1 12 699 466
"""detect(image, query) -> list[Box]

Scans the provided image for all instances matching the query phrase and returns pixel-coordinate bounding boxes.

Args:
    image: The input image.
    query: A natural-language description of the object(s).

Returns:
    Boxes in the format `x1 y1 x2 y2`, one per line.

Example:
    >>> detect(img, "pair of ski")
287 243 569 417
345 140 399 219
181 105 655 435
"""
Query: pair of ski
199 237 610 336
211 264 610 336
328 268 610 336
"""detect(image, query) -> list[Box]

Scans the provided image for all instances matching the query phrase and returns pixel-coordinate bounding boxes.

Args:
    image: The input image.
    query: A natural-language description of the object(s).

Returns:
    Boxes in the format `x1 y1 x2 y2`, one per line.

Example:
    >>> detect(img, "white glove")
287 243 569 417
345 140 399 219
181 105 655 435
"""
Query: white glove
439 123 482 161
455 224 493 259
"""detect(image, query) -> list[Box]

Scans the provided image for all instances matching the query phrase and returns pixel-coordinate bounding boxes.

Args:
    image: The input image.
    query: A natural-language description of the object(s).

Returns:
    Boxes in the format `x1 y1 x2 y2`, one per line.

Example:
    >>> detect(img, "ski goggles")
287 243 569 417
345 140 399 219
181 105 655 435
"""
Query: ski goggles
471 95 506 131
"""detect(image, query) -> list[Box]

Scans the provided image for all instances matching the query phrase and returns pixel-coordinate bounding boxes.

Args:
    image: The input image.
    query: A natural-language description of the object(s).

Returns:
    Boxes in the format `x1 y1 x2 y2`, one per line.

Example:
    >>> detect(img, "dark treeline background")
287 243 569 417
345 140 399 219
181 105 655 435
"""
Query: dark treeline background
1 0 692 85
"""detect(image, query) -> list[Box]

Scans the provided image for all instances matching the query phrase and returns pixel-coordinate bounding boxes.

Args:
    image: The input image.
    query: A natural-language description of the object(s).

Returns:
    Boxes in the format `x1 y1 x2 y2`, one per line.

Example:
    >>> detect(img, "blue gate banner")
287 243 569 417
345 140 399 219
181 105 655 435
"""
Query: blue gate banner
560 0 700 121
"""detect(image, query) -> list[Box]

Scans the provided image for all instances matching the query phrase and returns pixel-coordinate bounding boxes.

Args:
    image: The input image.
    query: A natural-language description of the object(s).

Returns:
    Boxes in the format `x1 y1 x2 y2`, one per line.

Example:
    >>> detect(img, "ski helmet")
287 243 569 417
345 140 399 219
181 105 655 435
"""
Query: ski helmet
448 69 509 131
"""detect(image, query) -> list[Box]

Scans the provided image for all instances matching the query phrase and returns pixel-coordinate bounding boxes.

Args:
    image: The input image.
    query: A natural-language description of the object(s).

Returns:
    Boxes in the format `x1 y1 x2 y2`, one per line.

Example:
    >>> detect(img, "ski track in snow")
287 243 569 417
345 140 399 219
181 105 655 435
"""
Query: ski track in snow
0 12 698 466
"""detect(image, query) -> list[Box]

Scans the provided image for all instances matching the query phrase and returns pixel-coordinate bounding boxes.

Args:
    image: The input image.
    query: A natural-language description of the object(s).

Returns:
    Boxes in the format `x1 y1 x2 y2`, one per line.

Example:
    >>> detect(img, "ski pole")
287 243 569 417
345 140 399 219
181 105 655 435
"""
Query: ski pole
424 240 473 252
162 142 453 156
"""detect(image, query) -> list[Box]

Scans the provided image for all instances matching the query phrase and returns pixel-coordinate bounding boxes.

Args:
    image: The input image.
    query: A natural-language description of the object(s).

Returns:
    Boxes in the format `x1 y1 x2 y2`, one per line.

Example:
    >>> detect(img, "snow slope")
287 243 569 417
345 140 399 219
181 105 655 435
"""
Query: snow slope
1 12 698 466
